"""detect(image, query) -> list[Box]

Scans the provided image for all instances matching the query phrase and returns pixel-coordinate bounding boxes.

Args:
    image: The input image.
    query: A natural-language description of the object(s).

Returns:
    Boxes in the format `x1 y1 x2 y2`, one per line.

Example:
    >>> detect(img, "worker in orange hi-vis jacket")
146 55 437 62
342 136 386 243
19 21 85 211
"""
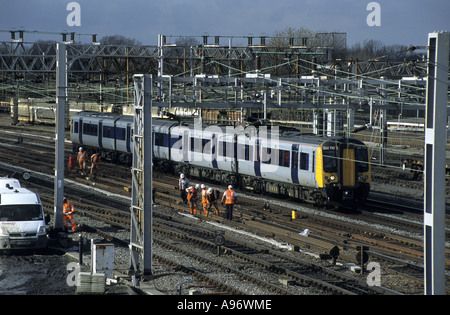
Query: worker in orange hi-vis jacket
206 187 220 216
77 147 87 175
63 197 77 233
221 185 237 220
90 152 100 179
186 186 197 215
200 184 209 216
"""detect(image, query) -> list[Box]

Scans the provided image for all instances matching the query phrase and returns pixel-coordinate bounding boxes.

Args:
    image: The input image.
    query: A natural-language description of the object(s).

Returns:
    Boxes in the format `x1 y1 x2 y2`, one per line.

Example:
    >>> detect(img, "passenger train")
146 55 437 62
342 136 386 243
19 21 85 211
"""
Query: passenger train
71 111 371 208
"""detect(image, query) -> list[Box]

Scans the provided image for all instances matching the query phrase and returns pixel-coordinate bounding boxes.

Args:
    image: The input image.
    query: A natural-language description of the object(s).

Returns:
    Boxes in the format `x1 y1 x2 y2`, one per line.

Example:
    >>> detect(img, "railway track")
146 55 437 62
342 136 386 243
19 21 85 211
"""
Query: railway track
2 162 399 295
0 113 449 294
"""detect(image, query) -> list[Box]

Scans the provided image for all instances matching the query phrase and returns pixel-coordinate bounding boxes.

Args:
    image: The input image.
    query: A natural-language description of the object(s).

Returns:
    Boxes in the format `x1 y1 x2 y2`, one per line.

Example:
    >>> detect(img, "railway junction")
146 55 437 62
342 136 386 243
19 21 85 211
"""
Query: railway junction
0 31 448 296
0 106 448 295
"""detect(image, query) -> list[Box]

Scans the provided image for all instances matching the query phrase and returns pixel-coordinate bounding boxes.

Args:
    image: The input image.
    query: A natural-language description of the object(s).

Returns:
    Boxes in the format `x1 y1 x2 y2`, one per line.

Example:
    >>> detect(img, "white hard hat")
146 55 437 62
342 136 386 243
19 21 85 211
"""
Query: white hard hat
201 184 205 189
195 184 200 188
79 147 83 151
207 188 213 194
180 173 185 179
228 185 233 189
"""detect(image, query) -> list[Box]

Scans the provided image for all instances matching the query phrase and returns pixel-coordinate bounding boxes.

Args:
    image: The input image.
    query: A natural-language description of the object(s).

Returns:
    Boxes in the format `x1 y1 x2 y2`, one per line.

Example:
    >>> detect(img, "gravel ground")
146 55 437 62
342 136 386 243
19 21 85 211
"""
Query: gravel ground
68 198 424 295
69 206 325 295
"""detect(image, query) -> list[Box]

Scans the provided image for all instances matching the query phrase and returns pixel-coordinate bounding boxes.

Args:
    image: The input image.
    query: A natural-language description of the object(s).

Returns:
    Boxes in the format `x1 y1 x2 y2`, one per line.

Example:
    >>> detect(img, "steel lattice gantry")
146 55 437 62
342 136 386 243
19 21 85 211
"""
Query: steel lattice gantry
0 37 427 78
150 75 428 114
130 74 152 276
0 35 432 108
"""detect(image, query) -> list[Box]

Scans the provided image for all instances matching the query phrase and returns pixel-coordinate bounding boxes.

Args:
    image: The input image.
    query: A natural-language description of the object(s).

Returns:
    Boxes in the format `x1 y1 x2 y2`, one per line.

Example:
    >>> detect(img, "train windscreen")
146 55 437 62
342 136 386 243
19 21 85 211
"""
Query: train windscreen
322 147 338 173
355 147 369 172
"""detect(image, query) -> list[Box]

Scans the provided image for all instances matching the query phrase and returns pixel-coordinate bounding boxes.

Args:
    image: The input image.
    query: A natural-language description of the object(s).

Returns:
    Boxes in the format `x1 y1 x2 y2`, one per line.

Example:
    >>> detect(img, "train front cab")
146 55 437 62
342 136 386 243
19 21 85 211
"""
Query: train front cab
316 138 370 207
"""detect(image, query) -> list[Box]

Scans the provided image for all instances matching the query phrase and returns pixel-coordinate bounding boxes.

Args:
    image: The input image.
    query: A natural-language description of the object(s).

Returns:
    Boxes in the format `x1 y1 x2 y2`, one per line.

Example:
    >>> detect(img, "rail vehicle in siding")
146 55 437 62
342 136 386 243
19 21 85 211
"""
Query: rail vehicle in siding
71 111 371 208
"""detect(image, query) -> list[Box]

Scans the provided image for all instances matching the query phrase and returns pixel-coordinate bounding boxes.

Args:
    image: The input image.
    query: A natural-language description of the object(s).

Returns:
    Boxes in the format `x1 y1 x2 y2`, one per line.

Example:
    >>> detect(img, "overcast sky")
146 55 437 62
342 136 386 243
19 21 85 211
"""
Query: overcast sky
1 0 449 47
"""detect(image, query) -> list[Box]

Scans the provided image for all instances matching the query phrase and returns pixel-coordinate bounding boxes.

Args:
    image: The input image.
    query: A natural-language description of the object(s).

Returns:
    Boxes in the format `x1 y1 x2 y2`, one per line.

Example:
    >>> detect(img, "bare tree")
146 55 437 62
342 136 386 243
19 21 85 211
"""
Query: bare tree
100 35 142 46
175 37 200 47
268 27 315 48
344 40 410 60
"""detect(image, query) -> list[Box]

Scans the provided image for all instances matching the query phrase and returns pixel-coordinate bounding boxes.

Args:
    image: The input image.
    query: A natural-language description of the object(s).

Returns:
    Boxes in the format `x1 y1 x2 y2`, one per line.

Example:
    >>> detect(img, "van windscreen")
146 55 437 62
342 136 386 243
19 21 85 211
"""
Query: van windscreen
0 205 43 221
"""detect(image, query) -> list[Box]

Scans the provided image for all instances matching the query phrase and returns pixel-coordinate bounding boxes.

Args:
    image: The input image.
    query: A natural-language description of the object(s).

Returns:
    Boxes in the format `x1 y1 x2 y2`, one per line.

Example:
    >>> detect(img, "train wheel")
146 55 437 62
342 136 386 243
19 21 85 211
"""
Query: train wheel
252 180 263 194
314 194 326 209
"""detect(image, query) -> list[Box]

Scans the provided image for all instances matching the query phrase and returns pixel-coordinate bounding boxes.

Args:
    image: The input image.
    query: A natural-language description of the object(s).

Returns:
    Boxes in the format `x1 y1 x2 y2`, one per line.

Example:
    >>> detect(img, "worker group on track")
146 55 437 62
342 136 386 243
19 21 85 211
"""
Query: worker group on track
68 147 100 181
179 173 237 220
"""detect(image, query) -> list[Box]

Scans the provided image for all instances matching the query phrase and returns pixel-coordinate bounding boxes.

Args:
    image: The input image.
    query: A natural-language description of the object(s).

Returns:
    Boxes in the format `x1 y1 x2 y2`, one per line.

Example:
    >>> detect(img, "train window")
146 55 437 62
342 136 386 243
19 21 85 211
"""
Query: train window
171 135 182 149
103 126 114 138
312 152 315 172
190 138 202 153
230 142 236 158
237 143 245 160
356 148 369 172
262 147 271 164
155 133 164 146
83 123 98 136
219 141 226 157
300 152 309 170
116 128 125 140
218 141 235 158
239 144 253 161
323 148 337 172
245 144 251 161
255 145 260 162
292 151 299 169
74 122 79 134
202 139 210 153
278 150 290 167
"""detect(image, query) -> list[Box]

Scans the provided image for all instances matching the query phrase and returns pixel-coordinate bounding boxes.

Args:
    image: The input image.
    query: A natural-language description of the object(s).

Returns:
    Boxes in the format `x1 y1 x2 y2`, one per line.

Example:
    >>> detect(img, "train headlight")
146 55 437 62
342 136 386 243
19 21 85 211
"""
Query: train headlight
357 175 368 182
330 175 336 181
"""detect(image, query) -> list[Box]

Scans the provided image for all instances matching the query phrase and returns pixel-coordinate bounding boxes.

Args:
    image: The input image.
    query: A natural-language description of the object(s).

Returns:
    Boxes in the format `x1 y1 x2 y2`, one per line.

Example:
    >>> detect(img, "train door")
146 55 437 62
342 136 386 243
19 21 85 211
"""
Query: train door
342 148 355 187
98 120 103 149
79 118 83 145
126 124 131 153
211 134 218 169
231 134 238 173
183 130 189 163
254 139 261 177
291 144 299 184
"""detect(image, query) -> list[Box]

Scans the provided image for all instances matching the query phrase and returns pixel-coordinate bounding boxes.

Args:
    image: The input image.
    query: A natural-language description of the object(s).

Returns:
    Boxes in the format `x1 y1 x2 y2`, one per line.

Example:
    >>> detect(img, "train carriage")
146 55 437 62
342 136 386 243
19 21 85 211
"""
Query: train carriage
71 111 133 163
70 111 370 208
71 111 102 149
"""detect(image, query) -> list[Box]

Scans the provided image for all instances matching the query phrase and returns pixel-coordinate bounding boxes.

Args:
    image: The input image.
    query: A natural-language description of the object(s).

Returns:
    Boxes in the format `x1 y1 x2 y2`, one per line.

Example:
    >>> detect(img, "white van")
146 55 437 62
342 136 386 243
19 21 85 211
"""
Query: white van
0 177 21 189
0 178 49 251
